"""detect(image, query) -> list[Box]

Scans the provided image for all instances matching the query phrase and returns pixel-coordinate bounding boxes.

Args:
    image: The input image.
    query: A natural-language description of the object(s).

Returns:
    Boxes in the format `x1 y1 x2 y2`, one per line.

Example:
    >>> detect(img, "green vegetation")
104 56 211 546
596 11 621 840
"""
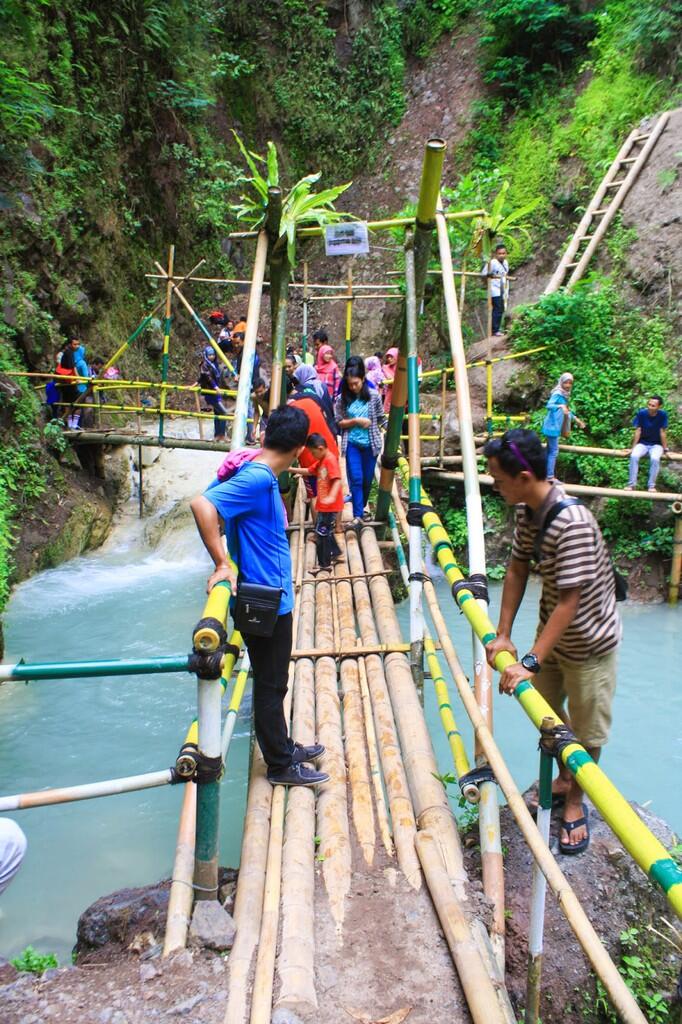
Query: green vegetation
591 927 674 1022
0 336 49 610
11 945 59 975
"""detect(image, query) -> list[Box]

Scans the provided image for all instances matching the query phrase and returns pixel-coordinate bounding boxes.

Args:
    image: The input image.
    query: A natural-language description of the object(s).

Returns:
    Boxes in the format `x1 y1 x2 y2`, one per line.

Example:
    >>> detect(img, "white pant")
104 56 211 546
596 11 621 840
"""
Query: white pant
628 443 663 488
0 818 27 895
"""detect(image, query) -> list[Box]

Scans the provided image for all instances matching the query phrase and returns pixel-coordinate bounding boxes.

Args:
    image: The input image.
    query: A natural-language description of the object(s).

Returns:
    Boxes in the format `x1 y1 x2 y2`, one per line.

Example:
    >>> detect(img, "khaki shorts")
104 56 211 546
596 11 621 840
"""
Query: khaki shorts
533 648 618 749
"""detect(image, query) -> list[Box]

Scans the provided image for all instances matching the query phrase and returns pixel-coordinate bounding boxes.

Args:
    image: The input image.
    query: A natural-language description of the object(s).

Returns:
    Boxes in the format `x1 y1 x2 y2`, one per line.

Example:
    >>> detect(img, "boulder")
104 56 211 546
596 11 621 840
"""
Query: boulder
188 901 236 952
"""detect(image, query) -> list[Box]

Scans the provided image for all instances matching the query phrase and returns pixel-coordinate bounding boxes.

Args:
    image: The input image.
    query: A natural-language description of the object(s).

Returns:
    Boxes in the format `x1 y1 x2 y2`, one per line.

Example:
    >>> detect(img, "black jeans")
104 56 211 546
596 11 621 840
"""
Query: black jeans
243 612 295 770
491 295 505 334
314 511 341 567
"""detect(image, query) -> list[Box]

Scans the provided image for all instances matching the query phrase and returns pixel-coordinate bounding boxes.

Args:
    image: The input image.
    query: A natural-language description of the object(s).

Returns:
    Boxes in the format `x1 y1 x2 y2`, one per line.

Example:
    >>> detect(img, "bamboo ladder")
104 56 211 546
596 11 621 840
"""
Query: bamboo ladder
544 111 672 294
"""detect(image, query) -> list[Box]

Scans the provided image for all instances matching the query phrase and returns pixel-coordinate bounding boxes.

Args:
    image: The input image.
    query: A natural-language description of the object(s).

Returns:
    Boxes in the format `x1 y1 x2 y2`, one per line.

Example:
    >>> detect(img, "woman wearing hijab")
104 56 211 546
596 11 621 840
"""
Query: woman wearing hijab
381 347 399 413
335 359 387 527
541 372 586 481
198 345 228 439
365 355 384 392
315 343 341 399
293 364 336 433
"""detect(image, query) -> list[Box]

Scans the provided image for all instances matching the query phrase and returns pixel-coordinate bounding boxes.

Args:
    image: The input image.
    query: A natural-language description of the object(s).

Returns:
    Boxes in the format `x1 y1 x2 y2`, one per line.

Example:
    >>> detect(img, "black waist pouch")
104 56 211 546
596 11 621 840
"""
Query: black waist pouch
233 581 283 637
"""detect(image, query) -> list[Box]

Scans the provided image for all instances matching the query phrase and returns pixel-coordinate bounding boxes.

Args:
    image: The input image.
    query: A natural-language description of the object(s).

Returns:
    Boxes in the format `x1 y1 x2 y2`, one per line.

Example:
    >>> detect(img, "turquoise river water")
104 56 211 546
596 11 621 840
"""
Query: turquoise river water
0 456 679 963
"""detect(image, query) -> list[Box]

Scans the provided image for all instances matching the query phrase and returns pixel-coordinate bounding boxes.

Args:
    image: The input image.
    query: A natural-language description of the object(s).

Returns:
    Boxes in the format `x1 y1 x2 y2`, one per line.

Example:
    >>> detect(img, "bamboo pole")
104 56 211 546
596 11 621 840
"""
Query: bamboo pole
335 563 376 866
248 500 306 1024
160 268 234 375
345 264 353 362
158 245 175 441
419 576 648 1023
669 513 682 605
376 138 446 521
435 195 505 965
415 831 507 1024
525 728 554 1023
144 273 400 290
439 369 447 464
386 497 475 799
413 476 682 918
301 260 309 361
194 391 205 440
357 648 394 857
164 641 245 956
226 208 486 240
426 469 682 504
306 293 402 302
232 230 268 449
277 538 318 1012
345 531 421 887
358 526 466 890
314 573 351 933
57 431 234 453
404 233 425 696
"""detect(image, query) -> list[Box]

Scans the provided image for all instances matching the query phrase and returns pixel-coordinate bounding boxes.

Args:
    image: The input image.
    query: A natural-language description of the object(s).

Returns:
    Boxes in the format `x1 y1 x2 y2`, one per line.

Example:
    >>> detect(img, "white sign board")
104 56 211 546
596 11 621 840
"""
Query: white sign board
324 221 369 256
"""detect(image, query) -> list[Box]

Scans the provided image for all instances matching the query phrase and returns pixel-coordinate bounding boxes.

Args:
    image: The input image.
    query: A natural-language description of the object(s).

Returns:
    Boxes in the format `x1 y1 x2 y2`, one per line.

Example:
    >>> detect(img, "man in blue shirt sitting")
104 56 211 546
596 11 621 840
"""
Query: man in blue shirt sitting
626 395 668 492
190 406 329 787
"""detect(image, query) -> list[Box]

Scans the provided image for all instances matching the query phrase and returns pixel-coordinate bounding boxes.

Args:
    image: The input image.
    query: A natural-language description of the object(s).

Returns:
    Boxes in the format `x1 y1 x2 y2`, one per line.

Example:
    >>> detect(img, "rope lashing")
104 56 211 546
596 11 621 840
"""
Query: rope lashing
193 751 224 785
408 571 430 583
451 572 489 606
381 451 400 471
187 649 225 680
457 763 496 797
173 741 224 784
539 721 578 761
406 502 432 526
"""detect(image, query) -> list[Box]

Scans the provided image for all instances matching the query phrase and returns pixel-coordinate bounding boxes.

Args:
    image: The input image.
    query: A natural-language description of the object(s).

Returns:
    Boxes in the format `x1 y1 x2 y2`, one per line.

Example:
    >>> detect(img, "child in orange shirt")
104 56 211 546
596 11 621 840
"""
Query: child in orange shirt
293 433 344 569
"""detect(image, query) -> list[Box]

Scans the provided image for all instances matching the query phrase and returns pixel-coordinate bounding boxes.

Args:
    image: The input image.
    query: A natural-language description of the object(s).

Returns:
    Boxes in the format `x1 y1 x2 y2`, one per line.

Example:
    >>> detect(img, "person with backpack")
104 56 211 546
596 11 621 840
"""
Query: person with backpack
483 429 622 856
191 405 329 788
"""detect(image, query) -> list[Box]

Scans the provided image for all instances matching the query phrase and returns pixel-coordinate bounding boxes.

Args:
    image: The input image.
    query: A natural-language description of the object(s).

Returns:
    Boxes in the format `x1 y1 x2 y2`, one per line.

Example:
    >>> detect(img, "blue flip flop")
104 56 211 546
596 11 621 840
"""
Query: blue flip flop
559 802 590 855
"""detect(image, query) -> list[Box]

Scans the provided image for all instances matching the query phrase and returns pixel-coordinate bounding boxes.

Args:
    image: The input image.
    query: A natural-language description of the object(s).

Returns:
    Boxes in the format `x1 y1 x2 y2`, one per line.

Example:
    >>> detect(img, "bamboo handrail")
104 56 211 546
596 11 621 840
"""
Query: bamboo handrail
426 468 682 503
226 208 486 240
407 471 682 917
144 273 400 291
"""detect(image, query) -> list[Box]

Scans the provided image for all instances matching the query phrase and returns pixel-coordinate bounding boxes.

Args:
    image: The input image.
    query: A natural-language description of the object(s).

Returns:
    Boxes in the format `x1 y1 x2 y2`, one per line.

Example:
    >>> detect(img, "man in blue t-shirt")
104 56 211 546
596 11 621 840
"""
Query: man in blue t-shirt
190 406 329 788
626 395 669 492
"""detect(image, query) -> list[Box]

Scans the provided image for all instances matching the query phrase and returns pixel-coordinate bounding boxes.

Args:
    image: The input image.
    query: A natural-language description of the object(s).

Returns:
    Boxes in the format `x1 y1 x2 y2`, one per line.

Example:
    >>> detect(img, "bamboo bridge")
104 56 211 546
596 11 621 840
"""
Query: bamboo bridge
2 134 682 1024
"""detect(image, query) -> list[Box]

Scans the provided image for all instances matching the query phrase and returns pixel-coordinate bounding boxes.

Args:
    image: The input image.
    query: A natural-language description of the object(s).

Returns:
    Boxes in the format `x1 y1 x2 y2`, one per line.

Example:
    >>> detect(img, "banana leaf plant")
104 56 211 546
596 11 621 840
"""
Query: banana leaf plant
469 180 541 263
231 131 352 266
231 132 352 408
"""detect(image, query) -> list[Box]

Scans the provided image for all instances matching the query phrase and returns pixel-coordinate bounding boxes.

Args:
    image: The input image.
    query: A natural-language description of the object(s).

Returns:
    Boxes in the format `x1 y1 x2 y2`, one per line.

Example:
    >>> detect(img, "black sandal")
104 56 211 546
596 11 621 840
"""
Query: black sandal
559 803 590 855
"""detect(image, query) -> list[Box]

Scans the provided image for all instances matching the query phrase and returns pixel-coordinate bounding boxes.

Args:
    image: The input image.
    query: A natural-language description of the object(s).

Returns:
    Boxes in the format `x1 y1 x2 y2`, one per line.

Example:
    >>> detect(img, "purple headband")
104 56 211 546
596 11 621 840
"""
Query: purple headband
506 440 534 474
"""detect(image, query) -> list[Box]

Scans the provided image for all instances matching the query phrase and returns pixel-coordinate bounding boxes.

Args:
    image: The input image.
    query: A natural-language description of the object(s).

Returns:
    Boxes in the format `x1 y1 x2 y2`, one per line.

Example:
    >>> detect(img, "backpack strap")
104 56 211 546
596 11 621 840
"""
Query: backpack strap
532 498 582 562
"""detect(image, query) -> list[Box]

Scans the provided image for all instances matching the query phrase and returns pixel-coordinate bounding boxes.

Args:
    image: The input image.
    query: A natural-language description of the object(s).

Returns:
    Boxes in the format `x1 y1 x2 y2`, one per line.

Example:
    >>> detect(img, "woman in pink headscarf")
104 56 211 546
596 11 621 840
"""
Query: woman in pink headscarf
381 347 399 413
315 343 341 399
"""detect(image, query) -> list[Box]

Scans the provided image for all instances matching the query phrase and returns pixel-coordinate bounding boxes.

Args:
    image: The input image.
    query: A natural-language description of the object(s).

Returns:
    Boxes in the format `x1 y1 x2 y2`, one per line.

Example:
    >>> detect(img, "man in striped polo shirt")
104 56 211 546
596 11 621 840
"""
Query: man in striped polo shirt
483 429 621 854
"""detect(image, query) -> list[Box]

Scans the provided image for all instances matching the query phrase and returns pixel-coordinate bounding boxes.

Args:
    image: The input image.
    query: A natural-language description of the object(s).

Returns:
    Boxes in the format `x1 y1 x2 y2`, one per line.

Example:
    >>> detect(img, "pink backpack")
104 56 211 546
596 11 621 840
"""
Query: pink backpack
216 448 261 481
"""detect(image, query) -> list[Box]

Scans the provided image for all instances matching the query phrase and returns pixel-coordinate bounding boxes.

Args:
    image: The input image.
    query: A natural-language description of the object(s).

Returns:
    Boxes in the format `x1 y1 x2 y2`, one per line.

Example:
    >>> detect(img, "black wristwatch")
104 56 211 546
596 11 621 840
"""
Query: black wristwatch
520 652 541 674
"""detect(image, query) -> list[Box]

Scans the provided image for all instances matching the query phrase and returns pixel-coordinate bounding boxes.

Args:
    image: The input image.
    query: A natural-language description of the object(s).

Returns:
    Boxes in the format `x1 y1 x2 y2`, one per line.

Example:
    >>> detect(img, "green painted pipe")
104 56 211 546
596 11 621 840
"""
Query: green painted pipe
0 656 191 683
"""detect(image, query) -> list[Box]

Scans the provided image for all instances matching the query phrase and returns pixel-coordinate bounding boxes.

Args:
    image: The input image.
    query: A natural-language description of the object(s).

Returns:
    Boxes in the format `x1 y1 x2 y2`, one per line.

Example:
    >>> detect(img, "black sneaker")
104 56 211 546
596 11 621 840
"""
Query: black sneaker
292 741 325 764
266 762 329 787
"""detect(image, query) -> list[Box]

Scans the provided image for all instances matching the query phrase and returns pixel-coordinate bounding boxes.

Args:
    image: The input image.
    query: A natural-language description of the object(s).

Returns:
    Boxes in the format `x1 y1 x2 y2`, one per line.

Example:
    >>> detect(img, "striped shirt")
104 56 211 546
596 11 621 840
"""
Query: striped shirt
512 486 621 662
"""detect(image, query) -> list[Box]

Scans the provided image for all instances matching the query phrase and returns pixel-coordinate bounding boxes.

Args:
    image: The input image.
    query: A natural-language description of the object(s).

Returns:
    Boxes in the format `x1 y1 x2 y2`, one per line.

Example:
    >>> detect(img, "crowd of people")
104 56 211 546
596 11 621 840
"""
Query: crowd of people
46 341 114 429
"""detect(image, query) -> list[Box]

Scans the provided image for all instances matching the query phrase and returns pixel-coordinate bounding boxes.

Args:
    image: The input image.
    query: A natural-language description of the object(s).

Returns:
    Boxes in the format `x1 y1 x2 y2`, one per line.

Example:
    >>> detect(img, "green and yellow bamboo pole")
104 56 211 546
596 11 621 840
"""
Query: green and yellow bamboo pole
408 474 682 918
164 635 244 955
386 504 475 798
192 580 231 901
158 263 234 375
404 233 425 691
345 265 353 363
419 565 648 1024
376 137 446 522
158 245 175 441
232 229 269 449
